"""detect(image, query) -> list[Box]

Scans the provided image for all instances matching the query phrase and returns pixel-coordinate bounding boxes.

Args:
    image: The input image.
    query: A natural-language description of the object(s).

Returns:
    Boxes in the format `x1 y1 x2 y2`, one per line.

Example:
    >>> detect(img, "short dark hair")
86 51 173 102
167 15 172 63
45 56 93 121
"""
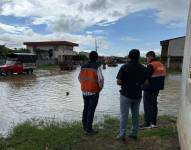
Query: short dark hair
146 51 156 58
89 51 98 62
128 49 140 60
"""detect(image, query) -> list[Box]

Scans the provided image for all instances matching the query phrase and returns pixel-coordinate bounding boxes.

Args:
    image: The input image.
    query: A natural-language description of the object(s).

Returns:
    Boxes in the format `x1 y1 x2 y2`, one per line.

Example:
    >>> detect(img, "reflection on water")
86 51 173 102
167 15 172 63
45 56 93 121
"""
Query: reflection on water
0 65 181 135
158 75 181 116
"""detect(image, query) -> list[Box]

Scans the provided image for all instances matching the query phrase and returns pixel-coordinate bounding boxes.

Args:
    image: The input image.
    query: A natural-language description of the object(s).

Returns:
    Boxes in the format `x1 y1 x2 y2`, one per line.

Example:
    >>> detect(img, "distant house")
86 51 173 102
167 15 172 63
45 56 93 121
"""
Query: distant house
79 51 107 64
160 36 185 70
24 41 79 65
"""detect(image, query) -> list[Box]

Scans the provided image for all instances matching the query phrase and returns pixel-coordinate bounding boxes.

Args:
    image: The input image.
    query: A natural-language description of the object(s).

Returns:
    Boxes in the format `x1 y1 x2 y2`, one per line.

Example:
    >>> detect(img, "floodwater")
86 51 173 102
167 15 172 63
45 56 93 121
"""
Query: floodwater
0 65 181 135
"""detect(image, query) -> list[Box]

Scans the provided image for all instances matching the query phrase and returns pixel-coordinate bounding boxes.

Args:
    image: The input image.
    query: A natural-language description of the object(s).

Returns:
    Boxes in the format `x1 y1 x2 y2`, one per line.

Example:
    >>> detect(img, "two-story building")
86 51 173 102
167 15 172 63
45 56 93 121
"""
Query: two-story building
24 41 79 65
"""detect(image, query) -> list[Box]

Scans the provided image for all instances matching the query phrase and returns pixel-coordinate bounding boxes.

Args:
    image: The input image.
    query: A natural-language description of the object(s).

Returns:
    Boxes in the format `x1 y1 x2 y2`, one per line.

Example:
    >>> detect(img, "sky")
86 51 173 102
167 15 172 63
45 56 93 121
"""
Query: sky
0 0 190 56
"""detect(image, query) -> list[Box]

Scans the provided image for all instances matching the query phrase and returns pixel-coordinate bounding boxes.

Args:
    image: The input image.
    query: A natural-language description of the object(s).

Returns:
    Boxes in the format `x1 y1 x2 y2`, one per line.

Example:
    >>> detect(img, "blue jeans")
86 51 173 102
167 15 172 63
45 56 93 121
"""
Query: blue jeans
119 94 141 137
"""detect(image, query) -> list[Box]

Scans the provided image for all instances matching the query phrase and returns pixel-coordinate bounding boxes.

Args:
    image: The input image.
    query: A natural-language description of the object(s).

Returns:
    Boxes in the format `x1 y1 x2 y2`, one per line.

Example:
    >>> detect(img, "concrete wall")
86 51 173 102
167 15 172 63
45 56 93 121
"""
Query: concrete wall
59 45 73 51
177 2 191 150
161 37 185 70
168 37 185 57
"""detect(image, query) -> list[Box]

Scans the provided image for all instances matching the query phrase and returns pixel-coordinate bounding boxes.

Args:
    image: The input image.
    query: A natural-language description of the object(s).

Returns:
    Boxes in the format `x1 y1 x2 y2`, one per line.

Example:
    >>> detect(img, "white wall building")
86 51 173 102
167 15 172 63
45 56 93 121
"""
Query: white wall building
177 2 191 150
24 41 78 64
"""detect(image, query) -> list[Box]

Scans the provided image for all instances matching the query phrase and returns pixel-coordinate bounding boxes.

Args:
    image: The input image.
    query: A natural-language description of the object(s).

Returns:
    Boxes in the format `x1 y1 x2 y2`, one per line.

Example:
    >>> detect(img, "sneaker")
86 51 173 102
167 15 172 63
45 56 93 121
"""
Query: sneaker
151 124 158 128
139 123 152 129
116 135 126 142
128 135 137 140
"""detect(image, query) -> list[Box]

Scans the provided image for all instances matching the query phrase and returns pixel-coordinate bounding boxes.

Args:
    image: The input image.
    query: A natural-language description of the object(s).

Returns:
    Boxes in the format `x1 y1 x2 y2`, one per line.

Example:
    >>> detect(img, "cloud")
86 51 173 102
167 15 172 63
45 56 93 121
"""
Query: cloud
0 0 188 33
0 0 11 13
154 0 189 26
0 23 106 52
0 23 30 34
97 20 116 27
0 0 189 56
49 15 86 32
85 0 109 11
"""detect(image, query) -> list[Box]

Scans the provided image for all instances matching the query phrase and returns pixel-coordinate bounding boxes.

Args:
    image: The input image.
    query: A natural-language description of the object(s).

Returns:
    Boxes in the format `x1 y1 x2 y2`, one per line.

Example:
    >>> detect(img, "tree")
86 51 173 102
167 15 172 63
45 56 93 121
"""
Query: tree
73 54 88 61
79 54 88 61
0 45 12 57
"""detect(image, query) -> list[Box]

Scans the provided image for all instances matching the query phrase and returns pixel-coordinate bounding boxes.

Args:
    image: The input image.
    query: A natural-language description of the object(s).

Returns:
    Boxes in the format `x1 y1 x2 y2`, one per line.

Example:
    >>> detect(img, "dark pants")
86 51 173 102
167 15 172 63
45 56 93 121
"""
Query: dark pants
82 93 99 132
143 91 159 125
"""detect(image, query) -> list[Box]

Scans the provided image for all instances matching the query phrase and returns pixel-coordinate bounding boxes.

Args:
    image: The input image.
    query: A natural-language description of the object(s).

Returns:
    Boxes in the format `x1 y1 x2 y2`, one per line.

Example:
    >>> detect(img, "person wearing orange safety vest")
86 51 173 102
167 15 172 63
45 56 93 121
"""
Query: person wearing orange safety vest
78 51 104 135
140 51 166 129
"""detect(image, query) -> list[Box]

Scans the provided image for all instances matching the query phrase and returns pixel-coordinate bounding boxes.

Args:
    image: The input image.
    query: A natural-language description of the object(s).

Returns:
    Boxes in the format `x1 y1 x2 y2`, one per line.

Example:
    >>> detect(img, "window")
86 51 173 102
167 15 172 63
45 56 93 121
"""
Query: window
62 46 73 51
48 49 53 58
54 46 58 51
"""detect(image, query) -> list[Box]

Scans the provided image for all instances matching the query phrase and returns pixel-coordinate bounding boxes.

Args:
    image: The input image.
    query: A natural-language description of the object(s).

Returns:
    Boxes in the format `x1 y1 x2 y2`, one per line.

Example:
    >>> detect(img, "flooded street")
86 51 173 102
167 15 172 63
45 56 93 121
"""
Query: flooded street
0 65 181 135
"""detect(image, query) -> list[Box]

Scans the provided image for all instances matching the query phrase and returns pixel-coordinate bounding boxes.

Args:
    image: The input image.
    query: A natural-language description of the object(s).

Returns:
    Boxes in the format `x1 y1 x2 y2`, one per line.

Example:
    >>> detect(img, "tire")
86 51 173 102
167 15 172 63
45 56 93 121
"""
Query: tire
30 69 33 74
26 69 33 75
26 69 29 75
6 70 12 76
18 72 23 75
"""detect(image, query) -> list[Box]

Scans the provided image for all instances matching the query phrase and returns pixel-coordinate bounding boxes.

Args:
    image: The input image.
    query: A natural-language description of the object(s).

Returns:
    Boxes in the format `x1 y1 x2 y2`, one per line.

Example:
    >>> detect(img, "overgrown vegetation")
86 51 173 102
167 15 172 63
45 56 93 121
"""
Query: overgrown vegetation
0 45 12 58
0 116 179 150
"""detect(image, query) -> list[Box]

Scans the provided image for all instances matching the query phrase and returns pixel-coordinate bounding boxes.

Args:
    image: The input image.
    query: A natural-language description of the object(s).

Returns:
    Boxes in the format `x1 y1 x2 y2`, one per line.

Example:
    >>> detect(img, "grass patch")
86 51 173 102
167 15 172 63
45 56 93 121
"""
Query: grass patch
1 121 83 150
0 116 179 150
167 68 182 74
37 64 59 70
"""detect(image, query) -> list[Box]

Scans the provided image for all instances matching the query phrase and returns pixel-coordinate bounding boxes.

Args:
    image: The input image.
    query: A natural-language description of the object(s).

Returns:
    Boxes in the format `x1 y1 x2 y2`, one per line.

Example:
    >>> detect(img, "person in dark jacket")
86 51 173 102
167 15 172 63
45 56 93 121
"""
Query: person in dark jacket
140 51 166 129
116 49 147 141
78 51 104 135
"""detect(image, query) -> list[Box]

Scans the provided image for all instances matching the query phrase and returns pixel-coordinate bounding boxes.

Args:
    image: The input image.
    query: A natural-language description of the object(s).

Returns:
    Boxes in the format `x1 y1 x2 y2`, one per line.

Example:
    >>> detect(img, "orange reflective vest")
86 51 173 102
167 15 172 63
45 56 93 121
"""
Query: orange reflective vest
79 68 100 93
150 61 166 78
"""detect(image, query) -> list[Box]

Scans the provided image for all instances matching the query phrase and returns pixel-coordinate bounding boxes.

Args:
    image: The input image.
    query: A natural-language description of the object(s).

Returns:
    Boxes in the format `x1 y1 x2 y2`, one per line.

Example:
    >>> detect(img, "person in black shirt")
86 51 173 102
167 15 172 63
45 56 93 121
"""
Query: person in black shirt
116 49 147 141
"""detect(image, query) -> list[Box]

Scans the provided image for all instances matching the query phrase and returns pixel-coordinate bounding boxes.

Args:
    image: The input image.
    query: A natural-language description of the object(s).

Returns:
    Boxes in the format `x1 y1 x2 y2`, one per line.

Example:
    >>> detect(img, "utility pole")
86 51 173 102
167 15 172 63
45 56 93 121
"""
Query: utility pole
95 39 98 52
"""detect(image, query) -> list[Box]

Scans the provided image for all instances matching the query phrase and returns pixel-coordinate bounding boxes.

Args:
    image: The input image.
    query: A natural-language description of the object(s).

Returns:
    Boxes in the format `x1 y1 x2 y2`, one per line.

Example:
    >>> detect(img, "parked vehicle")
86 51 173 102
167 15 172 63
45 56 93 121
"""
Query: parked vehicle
59 61 77 70
0 53 37 76
107 60 118 67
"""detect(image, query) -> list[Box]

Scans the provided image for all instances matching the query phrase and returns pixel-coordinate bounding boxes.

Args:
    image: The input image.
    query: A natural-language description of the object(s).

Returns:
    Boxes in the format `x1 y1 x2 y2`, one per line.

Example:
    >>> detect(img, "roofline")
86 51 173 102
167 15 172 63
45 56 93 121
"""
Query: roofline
8 53 36 56
160 36 185 43
23 41 79 47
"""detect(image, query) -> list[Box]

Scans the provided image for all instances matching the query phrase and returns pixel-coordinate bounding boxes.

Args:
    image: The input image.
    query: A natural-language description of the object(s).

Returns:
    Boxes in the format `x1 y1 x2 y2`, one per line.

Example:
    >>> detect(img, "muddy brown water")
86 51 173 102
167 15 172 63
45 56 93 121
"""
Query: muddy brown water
0 65 181 136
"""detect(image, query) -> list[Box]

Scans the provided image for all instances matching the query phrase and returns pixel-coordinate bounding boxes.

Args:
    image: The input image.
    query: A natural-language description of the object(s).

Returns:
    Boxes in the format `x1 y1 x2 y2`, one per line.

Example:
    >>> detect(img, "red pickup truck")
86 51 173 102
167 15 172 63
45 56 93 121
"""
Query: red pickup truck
0 53 37 76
